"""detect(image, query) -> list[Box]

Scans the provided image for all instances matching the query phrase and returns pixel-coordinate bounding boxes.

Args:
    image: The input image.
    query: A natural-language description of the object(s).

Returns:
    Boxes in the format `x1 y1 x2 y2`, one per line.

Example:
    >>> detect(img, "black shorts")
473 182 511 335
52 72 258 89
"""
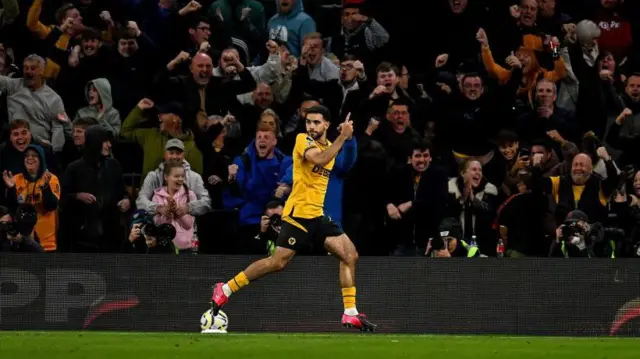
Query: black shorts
276 216 344 252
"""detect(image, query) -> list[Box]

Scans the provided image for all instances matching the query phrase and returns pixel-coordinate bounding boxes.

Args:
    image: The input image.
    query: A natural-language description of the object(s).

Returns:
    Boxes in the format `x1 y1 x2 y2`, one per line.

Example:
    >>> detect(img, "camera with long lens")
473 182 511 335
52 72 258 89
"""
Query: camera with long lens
561 222 586 245
3 205 38 237
141 221 176 248
132 210 176 248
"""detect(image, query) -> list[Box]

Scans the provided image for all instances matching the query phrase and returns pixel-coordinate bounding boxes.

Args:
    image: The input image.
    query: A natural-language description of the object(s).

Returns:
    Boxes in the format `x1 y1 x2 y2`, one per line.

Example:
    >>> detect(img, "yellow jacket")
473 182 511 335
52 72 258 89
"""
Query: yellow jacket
26 0 112 79
26 0 70 79
12 173 61 252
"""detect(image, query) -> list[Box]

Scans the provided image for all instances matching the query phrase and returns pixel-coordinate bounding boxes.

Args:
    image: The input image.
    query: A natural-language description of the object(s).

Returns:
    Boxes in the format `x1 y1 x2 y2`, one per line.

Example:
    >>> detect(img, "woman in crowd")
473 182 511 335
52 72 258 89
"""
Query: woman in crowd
152 160 198 253
446 158 499 256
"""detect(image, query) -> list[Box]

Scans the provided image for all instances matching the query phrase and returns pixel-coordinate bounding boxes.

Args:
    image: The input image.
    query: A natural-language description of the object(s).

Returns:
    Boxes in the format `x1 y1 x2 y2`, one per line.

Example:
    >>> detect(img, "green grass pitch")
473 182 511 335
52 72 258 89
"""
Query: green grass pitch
1 332 640 358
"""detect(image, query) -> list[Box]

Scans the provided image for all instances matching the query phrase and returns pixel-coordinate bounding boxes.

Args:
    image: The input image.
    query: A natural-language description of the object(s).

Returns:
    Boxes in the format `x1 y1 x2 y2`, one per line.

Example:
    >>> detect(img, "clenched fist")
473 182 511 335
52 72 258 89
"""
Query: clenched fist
616 108 633 124
137 98 154 110
435 54 449 68
476 28 488 46
228 164 239 182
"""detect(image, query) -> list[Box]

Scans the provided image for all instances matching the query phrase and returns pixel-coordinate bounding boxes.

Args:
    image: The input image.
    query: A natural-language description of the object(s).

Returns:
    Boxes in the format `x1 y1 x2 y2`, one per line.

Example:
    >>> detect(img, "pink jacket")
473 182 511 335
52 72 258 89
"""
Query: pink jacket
152 186 197 250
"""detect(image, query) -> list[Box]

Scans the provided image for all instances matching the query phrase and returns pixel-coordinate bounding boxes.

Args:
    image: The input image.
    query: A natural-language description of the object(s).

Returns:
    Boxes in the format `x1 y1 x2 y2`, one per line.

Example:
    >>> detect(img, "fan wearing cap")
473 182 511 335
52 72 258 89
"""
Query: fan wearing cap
136 138 211 219
426 218 465 257
553 209 591 257
2 145 60 252
121 98 203 178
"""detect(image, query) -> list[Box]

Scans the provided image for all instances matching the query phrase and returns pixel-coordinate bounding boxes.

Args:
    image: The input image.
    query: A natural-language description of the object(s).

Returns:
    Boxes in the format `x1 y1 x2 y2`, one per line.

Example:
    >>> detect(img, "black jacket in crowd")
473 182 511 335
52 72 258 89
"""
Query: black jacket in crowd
385 163 449 252
60 126 128 252
0 235 44 253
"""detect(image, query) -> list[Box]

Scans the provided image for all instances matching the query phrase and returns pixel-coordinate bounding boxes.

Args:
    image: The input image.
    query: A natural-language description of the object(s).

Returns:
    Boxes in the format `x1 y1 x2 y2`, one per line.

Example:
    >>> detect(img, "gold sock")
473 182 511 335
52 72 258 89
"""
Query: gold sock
227 272 250 293
342 287 356 310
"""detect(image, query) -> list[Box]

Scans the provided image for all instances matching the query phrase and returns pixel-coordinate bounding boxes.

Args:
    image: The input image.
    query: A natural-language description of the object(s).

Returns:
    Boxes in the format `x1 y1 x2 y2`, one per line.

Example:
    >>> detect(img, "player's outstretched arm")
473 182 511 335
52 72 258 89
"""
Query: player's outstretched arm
305 114 354 167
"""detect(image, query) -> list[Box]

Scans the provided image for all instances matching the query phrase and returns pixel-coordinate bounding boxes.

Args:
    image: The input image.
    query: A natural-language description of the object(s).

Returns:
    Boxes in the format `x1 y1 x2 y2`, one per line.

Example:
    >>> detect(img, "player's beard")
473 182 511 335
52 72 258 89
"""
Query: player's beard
307 129 324 140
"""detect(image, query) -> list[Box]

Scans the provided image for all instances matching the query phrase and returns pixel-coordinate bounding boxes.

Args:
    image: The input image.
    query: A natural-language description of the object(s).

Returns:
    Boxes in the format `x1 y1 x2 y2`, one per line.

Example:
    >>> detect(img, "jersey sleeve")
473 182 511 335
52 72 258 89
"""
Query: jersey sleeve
293 133 317 158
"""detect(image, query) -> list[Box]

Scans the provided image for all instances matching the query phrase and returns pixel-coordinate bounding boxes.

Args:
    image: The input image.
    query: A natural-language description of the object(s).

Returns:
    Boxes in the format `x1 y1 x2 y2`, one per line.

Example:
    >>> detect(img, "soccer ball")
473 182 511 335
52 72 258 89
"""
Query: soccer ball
200 309 228 333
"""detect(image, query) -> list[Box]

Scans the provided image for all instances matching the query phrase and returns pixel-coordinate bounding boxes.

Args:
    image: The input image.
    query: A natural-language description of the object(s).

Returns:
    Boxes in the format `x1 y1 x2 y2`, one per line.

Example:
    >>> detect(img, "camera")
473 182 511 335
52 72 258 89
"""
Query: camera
141 222 176 248
561 221 586 243
132 210 176 248
269 213 282 233
2 205 38 237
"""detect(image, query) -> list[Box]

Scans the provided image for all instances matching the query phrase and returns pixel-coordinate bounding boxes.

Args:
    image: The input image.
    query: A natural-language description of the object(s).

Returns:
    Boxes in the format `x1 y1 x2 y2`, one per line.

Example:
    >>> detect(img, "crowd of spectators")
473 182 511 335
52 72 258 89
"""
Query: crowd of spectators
0 0 639 258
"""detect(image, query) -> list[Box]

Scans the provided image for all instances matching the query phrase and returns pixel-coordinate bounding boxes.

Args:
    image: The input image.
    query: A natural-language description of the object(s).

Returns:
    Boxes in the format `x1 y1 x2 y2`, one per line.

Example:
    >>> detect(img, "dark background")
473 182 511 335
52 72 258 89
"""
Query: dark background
1 254 640 336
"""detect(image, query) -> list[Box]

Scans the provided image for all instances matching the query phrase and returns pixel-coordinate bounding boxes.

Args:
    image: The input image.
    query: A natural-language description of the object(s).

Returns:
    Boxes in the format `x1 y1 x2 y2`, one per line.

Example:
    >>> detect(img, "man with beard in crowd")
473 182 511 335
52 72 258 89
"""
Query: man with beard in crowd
532 146 620 225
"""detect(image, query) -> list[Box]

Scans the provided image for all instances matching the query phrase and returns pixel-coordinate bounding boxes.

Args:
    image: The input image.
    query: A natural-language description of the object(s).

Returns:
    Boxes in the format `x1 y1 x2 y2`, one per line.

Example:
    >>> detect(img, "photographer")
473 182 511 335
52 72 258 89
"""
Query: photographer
426 217 490 258
128 210 177 255
257 201 283 256
0 205 43 253
551 210 613 258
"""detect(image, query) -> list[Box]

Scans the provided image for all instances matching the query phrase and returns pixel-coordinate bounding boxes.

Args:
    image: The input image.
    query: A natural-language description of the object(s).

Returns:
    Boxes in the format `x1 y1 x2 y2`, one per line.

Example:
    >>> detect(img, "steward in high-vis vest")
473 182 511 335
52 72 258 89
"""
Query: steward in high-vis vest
531 147 619 226
3 144 60 252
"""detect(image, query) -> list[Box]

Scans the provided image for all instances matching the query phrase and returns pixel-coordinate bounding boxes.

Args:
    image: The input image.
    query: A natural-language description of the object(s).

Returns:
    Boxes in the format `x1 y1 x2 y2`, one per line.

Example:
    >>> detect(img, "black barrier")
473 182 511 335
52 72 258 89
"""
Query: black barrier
1 254 640 336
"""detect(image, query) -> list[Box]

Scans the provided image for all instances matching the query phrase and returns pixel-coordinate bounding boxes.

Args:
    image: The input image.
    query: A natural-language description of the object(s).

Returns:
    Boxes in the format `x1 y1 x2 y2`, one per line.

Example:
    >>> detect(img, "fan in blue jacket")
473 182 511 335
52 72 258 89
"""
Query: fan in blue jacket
223 139 292 226
280 137 357 228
